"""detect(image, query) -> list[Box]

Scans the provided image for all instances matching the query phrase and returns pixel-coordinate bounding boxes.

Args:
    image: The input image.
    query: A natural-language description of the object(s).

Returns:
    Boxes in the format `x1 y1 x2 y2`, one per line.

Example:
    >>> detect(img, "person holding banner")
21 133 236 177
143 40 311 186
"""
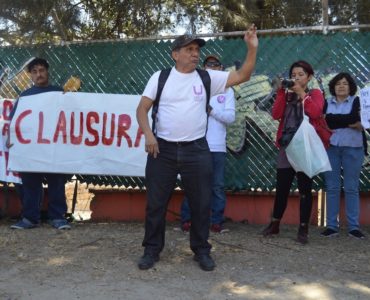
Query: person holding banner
9 58 71 230
320 72 365 239
261 60 326 244
136 25 258 271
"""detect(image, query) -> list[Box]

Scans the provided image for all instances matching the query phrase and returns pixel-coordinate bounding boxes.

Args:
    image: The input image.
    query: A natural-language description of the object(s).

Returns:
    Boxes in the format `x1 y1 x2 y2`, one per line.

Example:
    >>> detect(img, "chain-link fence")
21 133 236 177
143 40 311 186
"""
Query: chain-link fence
1 30 369 191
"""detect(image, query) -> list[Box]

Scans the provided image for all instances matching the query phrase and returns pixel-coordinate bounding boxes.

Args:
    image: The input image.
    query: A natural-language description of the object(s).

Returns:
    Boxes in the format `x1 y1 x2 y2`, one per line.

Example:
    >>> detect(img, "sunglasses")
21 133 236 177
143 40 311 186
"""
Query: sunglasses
205 61 221 67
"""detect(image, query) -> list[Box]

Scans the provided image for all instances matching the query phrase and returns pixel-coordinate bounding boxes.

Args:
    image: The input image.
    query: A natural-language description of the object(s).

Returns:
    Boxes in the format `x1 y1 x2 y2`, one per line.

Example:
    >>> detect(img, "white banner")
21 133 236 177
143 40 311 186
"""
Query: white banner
360 87 370 129
0 98 22 183
8 92 147 176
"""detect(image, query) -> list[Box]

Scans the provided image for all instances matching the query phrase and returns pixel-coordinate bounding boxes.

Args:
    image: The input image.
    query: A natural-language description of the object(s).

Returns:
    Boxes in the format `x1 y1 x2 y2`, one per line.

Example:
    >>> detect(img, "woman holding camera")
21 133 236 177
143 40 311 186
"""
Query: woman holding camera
262 60 326 244
320 72 365 239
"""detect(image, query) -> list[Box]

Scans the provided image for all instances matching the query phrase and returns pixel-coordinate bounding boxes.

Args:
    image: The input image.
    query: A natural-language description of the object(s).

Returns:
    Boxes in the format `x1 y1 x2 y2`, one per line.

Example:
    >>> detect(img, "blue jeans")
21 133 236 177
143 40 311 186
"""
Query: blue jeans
181 152 226 225
324 146 364 231
20 172 67 223
142 137 213 255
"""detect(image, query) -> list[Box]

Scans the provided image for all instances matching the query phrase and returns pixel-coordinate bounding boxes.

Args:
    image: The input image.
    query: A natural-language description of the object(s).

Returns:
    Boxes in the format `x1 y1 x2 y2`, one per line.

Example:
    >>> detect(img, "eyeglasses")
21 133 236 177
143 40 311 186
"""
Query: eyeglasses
205 61 221 67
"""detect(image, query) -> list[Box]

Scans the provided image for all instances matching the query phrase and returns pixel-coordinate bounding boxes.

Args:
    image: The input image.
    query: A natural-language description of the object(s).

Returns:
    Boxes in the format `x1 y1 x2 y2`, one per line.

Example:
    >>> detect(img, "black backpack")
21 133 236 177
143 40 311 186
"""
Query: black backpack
151 68 211 134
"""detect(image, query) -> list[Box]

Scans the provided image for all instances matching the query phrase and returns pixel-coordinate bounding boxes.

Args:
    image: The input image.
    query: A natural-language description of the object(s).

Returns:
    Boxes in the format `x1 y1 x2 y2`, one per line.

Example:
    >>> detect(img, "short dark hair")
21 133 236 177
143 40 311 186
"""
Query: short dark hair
289 60 314 77
328 72 357 96
27 57 49 72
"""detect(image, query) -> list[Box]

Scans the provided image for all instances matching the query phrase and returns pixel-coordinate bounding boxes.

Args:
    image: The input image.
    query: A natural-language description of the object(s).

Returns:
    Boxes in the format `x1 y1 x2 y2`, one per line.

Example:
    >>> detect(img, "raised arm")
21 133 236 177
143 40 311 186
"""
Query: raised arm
136 96 159 158
226 24 258 88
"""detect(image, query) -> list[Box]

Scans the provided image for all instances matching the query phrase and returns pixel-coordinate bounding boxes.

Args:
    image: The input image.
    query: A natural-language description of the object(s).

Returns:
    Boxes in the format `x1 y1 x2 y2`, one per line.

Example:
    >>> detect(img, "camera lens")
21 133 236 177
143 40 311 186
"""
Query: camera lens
282 79 295 88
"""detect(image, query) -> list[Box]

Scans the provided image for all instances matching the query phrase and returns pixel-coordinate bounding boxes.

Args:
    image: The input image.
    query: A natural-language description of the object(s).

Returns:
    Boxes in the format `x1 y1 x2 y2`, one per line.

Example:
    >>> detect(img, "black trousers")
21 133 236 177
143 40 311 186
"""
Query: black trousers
142 137 213 255
272 168 313 224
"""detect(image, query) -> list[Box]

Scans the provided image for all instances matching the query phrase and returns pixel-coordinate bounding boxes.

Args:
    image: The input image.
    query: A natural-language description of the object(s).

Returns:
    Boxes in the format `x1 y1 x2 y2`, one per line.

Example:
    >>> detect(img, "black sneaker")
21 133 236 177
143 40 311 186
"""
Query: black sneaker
320 228 339 238
348 230 365 240
138 253 159 270
193 254 215 271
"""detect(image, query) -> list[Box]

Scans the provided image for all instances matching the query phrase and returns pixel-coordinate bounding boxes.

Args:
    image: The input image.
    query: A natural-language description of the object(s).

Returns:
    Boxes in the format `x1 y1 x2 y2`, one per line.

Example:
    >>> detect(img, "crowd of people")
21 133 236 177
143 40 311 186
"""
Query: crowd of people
5 24 367 273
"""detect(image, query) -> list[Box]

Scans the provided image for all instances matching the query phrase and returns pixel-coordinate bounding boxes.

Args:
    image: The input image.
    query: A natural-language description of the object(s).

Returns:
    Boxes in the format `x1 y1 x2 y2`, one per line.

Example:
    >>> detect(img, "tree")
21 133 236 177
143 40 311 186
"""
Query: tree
0 0 368 45
0 0 81 45
215 0 323 31
77 0 173 39
212 0 253 32
0 0 175 45
209 0 369 32
328 0 370 25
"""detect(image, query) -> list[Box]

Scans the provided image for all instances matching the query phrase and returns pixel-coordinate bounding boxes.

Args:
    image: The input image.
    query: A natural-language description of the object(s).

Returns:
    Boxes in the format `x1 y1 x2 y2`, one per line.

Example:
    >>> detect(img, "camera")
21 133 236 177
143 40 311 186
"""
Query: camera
281 78 295 88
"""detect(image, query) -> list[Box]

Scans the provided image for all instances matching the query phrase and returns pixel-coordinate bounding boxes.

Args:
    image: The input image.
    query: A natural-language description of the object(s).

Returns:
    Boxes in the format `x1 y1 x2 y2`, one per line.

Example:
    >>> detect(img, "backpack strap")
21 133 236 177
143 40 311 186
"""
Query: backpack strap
151 68 212 136
195 68 211 135
283 92 302 129
151 68 171 134
323 99 328 113
351 96 368 155
195 68 211 112
351 96 360 115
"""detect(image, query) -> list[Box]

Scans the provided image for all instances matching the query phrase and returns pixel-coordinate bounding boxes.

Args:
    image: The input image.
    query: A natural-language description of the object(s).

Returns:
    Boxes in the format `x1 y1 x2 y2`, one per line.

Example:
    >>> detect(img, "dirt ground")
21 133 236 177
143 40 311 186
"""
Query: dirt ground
0 220 369 300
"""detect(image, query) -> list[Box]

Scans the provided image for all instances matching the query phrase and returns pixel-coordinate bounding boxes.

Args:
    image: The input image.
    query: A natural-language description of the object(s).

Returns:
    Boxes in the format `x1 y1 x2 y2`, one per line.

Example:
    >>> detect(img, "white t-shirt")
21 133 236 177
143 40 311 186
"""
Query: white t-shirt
207 88 235 152
142 67 229 141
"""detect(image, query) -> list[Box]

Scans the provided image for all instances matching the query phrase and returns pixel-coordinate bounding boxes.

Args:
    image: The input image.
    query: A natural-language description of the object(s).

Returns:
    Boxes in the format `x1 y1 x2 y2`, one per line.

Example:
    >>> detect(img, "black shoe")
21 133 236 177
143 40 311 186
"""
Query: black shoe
320 228 339 237
348 229 365 240
193 254 215 271
138 253 159 270
261 220 280 237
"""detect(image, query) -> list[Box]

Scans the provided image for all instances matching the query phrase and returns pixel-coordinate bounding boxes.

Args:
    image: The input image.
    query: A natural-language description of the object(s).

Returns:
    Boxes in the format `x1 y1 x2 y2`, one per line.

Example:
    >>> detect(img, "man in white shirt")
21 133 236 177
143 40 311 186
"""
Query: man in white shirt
136 25 258 271
181 55 235 234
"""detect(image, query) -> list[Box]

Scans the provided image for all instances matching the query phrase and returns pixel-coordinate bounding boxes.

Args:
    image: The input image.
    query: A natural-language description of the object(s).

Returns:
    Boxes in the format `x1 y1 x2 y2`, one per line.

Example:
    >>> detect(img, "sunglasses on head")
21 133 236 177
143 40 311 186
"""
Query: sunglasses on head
205 61 221 67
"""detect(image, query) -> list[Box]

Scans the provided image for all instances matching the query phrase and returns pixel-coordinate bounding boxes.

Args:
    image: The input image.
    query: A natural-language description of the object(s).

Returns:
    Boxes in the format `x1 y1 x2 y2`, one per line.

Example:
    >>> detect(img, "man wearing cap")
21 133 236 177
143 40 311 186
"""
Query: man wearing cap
180 55 236 234
136 25 258 271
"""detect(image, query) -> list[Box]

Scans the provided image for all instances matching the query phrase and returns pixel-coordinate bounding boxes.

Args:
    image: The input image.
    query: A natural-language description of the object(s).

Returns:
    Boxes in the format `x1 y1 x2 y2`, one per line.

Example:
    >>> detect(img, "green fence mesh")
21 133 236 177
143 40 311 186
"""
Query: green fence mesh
1 31 369 191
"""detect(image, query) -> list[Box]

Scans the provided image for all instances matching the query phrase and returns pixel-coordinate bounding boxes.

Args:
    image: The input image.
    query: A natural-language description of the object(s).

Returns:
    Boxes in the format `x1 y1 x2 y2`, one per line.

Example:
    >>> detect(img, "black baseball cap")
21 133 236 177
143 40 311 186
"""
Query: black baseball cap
172 34 206 51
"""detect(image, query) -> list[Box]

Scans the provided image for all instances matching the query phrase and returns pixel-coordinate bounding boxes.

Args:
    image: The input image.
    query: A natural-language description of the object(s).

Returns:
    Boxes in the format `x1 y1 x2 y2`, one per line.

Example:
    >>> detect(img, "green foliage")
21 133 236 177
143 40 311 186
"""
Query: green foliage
0 0 368 45
0 0 81 44
329 0 370 25
78 0 173 39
